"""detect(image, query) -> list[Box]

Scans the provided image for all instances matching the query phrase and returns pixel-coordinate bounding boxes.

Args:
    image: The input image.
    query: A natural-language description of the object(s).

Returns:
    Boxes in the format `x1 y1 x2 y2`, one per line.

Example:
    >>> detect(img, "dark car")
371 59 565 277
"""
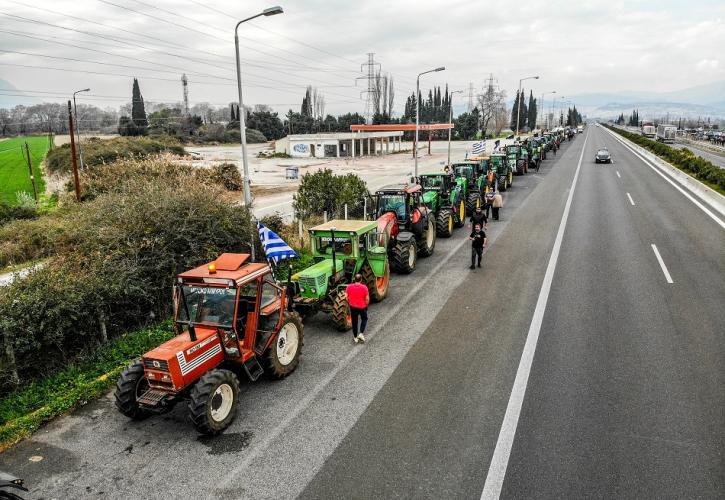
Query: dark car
595 148 611 164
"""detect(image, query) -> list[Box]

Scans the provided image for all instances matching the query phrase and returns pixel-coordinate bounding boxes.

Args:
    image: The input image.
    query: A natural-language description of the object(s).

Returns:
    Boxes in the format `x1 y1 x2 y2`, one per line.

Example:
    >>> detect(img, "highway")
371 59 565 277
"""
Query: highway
672 141 725 169
1 126 723 499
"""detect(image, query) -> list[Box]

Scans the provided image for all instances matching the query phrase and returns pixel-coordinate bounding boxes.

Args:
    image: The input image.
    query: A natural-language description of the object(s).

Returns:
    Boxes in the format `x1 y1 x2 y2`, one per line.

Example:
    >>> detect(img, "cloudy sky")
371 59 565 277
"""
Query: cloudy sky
1 0 724 115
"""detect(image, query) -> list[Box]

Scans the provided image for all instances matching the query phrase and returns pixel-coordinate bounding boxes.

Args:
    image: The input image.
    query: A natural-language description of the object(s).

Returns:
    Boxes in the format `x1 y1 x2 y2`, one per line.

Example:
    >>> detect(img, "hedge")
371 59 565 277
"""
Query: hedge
605 125 725 194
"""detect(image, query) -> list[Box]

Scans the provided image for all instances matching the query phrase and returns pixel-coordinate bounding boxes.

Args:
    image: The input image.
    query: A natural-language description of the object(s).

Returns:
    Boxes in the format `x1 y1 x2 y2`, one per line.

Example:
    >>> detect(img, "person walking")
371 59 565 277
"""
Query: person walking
469 223 487 269
469 203 488 231
492 192 503 220
346 274 369 344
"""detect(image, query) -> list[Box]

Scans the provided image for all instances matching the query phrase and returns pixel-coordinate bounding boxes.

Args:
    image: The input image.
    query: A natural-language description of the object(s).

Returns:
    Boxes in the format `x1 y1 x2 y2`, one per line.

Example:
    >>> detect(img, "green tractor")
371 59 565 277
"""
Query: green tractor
291 219 390 331
449 161 484 214
418 171 465 237
490 153 513 191
374 183 436 274
505 144 528 175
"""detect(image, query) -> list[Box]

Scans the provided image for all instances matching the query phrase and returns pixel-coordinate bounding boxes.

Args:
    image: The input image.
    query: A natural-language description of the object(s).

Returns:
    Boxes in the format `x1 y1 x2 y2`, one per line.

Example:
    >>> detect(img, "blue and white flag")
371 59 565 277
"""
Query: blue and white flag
471 140 486 155
257 222 298 264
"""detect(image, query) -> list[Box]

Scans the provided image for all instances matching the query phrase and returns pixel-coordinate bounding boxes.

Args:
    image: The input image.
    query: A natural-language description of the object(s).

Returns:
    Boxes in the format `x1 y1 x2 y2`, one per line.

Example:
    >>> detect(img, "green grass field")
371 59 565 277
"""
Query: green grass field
0 136 51 205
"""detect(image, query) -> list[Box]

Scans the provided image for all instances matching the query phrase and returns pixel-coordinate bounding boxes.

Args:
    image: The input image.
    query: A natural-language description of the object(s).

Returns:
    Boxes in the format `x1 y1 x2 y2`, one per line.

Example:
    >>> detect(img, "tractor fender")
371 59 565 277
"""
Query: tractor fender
395 231 416 243
376 211 398 245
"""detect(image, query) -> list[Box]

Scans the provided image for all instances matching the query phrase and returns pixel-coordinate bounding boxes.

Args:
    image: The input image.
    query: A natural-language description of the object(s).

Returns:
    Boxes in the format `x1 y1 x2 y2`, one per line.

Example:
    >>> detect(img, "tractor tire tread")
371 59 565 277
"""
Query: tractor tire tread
188 369 240 435
263 312 304 379
436 208 454 237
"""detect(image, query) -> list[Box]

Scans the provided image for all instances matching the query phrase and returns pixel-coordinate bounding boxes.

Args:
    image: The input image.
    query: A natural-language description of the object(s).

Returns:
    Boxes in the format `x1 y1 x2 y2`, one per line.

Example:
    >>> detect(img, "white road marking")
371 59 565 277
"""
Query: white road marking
220 231 473 486
616 170 621 178
626 192 635 206
651 244 674 284
480 130 589 499
603 127 725 230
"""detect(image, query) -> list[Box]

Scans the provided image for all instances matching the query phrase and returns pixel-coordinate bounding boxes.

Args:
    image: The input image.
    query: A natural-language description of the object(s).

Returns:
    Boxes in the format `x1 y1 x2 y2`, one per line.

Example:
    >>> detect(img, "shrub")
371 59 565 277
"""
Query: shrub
45 136 185 174
245 128 268 144
292 168 369 220
0 199 37 227
0 167 254 393
210 163 243 191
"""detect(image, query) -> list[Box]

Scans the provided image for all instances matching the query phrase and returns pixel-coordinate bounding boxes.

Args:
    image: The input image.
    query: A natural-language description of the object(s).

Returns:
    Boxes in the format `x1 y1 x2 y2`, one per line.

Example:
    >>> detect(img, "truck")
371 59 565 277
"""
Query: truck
641 121 656 138
656 124 677 143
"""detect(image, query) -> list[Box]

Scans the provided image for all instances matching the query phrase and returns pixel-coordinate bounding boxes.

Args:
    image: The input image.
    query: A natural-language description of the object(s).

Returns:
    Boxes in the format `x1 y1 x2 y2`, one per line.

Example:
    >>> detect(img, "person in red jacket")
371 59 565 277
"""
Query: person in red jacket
346 274 370 344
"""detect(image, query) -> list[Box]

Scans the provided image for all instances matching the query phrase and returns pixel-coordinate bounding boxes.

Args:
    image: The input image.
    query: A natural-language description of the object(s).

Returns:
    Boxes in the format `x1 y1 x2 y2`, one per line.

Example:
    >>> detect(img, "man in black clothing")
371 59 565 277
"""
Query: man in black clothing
469 205 488 230
469 223 487 269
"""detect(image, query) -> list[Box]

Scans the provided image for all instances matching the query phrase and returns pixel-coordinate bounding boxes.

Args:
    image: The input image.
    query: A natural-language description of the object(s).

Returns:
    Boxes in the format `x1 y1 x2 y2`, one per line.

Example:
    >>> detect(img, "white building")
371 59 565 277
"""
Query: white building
274 131 404 158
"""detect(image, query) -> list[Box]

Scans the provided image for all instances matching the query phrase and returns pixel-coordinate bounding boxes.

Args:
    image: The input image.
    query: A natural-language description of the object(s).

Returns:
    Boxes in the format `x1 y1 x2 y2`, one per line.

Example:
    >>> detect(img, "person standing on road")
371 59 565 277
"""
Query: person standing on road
469 204 488 231
346 274 369 344
492 192 503 220
469 223 487 269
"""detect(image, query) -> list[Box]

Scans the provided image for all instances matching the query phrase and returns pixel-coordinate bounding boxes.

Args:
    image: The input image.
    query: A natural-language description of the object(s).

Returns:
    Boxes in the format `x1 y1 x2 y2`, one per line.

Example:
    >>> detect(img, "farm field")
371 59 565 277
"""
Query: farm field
0 135 50 205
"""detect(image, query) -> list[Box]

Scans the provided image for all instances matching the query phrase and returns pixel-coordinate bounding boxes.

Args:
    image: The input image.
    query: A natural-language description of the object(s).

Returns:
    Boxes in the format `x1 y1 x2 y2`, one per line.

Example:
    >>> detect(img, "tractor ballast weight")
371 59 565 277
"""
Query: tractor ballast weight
115 253 303 435
374 184 436 274
290 219 389 331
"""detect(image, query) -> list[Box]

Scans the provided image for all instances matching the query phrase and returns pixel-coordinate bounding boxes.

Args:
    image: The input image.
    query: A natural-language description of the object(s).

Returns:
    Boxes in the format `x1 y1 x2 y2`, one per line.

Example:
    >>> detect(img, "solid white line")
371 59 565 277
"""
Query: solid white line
616 170 621 178
651 244 674 284
480 130 589 499
603 127 725 230
626 192 635 206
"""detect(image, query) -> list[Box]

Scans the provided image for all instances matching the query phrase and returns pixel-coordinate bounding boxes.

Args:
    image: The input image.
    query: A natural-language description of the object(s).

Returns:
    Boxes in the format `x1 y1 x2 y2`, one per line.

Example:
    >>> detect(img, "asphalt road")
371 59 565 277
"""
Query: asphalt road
2 127 723 499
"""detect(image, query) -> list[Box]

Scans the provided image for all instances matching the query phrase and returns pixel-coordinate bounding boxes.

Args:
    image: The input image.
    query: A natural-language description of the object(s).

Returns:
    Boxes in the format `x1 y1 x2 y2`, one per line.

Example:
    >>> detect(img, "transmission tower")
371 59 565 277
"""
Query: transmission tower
181 73 190 117
467 82 474 112
357 53 380 124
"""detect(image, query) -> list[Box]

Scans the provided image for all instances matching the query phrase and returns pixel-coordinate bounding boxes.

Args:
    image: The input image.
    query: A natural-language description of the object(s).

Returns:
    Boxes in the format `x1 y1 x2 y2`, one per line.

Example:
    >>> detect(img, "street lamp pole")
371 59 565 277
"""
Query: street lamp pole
515 75 539 138
235 6 283 261
447 90 463 166
415 66 445 178
73 88 90 169
540 91 556 130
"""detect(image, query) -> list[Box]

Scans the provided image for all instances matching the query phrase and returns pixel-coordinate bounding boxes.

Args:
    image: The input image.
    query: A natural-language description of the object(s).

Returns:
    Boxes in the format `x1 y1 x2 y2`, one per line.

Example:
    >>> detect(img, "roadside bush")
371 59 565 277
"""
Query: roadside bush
605 125 725 193
0 199 37 227
0 169 254 393
44 136 185 174
292 168 369 220
245 128 268 143
210 163 243 191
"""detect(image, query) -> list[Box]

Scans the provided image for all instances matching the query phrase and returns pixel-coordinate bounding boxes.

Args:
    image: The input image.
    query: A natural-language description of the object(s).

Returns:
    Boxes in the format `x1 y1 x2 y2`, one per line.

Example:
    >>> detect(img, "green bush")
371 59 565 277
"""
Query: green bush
0 167 254 394
292 168 369 220
245 128 268 144
45 136 185 174
210 163 243 191
0 199 37 226
605 125 725 194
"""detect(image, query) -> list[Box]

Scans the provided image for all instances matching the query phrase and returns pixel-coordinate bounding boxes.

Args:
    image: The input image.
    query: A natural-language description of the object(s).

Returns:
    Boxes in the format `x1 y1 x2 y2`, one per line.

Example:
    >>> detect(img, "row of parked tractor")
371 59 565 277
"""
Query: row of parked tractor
114 128 573 436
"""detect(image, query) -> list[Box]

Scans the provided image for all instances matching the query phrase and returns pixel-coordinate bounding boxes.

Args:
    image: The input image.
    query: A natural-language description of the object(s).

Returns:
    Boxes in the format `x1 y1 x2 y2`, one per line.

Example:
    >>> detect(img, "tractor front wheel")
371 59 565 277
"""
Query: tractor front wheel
418 216 436 257
114 360 150 420
188 369 240 435
392 240 417 274
466 192 481 214
436 208 454 237
455 199 466 228
362 261 389 302
331 289 352 332
264 312 303 379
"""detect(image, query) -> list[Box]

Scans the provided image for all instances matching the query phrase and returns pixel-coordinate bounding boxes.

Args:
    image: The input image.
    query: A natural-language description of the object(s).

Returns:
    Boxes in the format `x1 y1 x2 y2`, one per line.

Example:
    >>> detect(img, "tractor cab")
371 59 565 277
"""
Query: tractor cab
375 184 423 226
450 162 477 189
116 253 303 436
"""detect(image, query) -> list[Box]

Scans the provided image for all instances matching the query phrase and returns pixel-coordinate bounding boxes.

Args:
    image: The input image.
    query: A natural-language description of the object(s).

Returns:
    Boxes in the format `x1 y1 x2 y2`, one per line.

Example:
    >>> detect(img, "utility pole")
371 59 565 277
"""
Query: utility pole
467 82 474 112
181 74 190 117
24 141 38 202
447 90 463 166
67 101 81 202
357 53 380 124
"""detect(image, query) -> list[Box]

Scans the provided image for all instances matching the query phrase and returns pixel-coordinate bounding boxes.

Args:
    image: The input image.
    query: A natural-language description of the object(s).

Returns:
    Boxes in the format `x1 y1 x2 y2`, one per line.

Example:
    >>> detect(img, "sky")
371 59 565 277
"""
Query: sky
1 0 724 116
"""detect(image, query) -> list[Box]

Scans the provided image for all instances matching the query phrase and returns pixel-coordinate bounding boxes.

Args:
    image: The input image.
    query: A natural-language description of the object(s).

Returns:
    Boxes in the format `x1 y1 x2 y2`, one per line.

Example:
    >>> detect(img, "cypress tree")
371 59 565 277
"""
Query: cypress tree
131 78 148 135
527 90 537 131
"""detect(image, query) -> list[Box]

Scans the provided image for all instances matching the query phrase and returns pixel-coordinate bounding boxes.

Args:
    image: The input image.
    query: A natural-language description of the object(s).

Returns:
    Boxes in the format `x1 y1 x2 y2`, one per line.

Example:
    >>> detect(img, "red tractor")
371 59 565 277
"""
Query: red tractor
115 253 303 435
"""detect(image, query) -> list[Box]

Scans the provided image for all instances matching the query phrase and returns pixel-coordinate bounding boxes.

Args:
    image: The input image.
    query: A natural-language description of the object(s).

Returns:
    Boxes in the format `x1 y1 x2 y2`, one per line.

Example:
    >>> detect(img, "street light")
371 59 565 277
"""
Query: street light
515 75 539 138
447 90 463 166
539 90 555 130
235 5 283 261
415 66 445 178
73 88 90 169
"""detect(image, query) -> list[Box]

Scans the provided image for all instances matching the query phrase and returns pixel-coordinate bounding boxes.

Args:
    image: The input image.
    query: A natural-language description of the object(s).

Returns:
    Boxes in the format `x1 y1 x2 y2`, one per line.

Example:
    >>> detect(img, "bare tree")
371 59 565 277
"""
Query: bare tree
492 96 509 136
477 76 506 137
387 75 395 118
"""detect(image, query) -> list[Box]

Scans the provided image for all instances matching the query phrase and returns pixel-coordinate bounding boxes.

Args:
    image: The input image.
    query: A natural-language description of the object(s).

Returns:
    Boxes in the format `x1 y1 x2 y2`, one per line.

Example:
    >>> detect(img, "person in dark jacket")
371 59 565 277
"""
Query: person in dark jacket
469 205 488 230
469 224 487 269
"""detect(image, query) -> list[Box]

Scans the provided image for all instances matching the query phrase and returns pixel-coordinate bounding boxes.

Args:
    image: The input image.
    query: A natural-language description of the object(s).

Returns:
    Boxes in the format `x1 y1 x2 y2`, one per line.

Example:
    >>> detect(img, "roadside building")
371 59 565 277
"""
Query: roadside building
274 131 404 158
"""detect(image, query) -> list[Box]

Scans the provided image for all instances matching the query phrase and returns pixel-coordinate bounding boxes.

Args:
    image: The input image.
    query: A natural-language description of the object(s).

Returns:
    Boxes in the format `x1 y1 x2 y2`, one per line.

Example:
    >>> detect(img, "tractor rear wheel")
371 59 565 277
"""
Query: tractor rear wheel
114 360 150 420
466 192 481 214
264 312 303 379
391 240 416 274
331 289 352 332
455 199 466 228
188 369 240 435
362 261 389 302
436 208 454 237
418 216 436 257
499 177 507 192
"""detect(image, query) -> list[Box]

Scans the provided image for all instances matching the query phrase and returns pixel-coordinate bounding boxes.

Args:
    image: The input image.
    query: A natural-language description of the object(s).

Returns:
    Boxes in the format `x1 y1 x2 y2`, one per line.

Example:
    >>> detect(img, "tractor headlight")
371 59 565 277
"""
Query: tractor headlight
311 288 317 293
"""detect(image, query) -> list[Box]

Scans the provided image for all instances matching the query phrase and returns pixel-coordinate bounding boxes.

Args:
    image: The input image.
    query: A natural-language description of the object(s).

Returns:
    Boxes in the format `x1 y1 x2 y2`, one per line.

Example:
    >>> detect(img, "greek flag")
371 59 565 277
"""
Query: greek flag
471 140 486 155
257 222 298 264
